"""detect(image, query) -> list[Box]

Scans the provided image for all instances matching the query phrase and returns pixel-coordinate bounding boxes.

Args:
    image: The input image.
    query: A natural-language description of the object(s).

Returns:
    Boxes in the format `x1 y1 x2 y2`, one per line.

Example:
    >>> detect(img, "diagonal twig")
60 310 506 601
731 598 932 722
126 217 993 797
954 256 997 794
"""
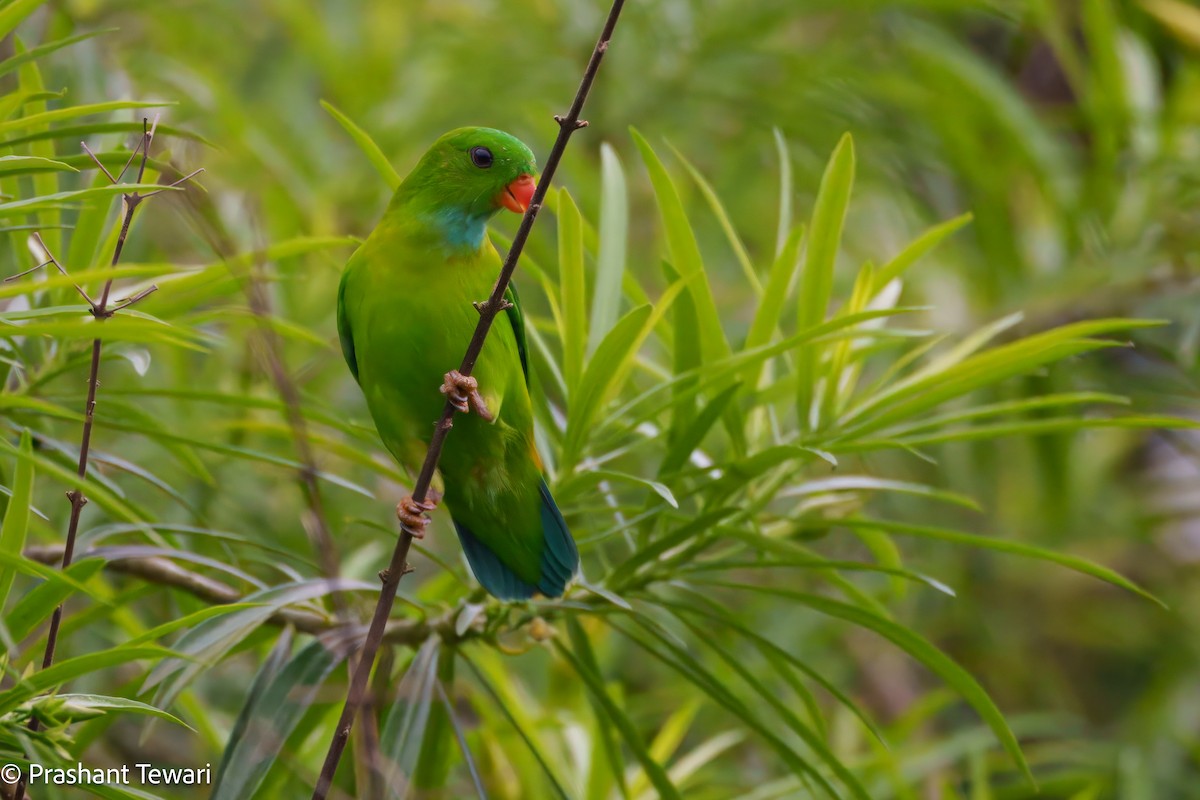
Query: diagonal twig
81 141 117 185
308 1 627 796
110 284 159 311
139 167 205 199
28 232 95 307
3 259 52 283
21 545 458 647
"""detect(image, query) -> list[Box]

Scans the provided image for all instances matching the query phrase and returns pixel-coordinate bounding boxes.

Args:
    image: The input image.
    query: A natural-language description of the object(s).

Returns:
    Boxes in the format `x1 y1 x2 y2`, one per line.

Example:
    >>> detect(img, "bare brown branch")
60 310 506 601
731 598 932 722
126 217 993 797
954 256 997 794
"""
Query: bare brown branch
22 546 451 646
28 232 95 306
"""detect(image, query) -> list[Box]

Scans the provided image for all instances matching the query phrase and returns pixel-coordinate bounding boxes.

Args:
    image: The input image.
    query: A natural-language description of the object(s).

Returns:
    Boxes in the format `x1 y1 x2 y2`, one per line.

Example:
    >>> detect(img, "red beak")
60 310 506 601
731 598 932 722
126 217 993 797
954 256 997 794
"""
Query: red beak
499 174 536 214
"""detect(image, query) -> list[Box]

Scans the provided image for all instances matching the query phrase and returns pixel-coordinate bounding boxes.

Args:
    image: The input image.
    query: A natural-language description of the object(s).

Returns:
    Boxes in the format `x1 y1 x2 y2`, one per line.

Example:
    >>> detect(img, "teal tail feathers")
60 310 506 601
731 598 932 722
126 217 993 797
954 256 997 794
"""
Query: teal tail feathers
452 480 579 601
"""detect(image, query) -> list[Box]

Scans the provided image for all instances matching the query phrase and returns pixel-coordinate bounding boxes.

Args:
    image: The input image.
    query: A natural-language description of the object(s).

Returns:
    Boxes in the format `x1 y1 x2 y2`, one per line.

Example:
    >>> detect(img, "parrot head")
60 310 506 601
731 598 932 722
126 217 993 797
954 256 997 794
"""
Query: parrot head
405 127 537 219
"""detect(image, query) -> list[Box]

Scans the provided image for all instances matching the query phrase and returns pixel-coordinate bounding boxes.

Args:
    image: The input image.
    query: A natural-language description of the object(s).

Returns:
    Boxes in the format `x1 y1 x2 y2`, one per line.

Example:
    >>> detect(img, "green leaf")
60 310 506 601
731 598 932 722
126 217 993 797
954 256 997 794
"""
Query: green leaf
0 121 212 150
659 382 741 477
0 29 113 79
782 475 982 511
663 257 702 439
0 154 78 176
590 142 628 355
0 645 170 713
773 128 794 259
559 187 588 394
743 224 804 387
562 279 688 468
668 141 760 293
838 517 1165 606
125 603 269 647
460 650 573 800
212 633 348 800
872 213 973 292
646 610 870 799
0 0 44 39
320 99 401 190
560 469 678 509
614 614 845 799
14 34 64 261
0 100 172 135
379 637 441 794
145 578 374 706
660 592 888 747
558 621 683 800
0 183 179 219
838 319 1163 437
631 128 731 363
796 133 855 430
0 430 34 610
711 580 1035 787
5 559 106 642
612 508 739 588
51 694 191 730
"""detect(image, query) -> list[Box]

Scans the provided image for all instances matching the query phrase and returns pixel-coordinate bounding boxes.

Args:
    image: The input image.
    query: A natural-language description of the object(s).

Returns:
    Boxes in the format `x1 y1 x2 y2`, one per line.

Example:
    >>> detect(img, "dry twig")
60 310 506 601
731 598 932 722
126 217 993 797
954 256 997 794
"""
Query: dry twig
22 545 457 646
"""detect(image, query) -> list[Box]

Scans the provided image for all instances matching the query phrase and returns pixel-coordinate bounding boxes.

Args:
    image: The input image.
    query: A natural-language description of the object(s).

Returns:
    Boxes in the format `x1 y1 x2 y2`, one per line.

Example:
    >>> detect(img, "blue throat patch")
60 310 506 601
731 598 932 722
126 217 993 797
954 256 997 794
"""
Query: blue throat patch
425 206 489 251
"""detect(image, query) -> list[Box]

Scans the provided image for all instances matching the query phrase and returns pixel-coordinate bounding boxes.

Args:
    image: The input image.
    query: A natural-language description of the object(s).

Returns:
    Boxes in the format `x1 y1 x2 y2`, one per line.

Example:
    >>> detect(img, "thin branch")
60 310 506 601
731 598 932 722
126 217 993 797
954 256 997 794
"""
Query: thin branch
242 198 385 800
139 167 205 198
244 250 345 594
309 1 626 796
21 545 451 646
13 117 194 800
3 259 52 283
29 232 95 306
81 141 117 185
110 284 159 311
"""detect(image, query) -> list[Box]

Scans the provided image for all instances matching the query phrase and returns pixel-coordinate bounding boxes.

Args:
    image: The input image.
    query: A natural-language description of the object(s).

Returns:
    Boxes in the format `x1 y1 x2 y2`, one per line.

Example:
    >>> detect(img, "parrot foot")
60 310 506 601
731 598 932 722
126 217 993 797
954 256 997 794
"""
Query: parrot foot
396 494 437 538
440 370 495 422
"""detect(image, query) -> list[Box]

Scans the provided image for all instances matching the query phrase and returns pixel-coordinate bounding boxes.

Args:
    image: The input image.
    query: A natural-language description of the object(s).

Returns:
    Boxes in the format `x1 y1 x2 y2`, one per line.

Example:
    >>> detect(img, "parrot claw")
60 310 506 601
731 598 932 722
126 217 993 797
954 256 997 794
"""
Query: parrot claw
440 370 495 422
396 494 437 538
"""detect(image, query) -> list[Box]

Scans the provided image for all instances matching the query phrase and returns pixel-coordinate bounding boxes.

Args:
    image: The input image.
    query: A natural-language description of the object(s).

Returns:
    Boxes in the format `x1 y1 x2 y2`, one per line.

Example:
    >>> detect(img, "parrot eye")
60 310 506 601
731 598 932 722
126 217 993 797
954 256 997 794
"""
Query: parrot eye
469 146 494 169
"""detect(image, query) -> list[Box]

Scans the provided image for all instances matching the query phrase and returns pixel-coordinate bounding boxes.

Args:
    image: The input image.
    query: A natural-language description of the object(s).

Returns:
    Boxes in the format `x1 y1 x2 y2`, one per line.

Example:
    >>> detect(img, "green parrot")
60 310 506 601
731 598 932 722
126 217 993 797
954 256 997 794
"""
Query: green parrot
337 127 578 601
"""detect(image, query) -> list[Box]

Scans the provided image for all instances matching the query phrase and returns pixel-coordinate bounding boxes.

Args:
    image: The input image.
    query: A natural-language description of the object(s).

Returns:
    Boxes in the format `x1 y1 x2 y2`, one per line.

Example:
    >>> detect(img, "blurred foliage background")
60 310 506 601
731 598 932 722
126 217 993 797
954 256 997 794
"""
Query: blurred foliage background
1 0 1199 797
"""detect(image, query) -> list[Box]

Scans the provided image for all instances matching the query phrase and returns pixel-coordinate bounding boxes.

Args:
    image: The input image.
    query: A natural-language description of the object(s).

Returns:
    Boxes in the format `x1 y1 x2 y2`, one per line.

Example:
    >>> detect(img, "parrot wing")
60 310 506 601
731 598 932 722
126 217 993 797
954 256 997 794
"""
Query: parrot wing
336 266 359 383
503 281 528 387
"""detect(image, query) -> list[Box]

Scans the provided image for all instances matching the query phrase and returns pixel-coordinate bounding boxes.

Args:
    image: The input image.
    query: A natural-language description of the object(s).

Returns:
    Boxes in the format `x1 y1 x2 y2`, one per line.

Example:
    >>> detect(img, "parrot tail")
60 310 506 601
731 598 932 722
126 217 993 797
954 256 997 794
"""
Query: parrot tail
452 480 579 601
